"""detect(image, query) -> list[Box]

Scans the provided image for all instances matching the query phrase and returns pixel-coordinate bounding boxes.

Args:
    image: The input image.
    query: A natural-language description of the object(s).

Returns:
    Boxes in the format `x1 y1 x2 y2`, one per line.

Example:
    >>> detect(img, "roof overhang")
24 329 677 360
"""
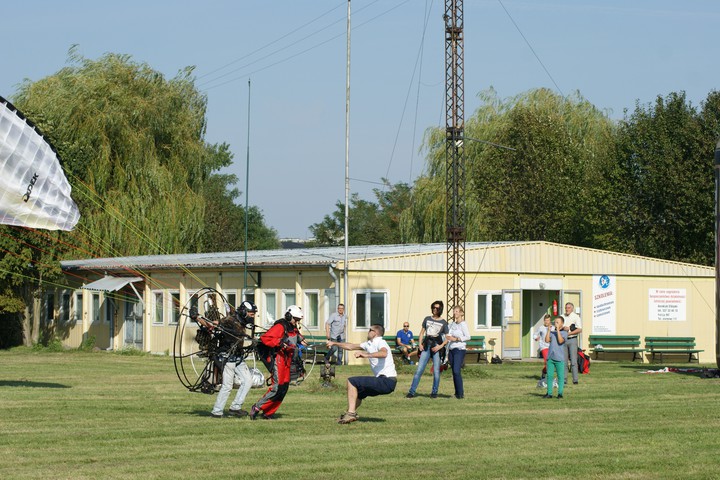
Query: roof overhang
82 276 144 304
83 276 143 292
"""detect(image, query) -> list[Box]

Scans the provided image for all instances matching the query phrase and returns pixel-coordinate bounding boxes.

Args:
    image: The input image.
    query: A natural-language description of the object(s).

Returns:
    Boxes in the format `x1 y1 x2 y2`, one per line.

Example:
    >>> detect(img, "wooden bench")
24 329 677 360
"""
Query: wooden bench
645 337 703 363
466 336 491 363
588 335 644 362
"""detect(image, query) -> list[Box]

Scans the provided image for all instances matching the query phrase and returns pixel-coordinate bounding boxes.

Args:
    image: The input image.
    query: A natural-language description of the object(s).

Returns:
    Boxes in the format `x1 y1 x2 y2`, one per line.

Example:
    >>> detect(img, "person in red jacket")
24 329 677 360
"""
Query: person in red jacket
250 305 304 420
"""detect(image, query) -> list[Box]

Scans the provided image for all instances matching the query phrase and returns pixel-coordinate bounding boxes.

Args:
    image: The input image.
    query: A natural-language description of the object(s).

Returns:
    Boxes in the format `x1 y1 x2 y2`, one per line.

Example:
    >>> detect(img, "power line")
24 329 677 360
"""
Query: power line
497 0 565 98
200 0 411 92
384 0 435 184
197 1 347 82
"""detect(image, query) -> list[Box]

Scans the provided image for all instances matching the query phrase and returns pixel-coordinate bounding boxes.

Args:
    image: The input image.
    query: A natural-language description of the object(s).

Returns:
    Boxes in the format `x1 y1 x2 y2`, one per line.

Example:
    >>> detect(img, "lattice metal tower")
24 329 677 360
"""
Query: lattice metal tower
445 0 466 312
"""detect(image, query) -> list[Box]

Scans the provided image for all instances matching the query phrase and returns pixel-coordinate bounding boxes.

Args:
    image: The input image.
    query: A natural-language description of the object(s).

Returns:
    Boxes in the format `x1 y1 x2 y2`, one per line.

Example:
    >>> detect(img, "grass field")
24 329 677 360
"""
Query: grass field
1 349 719 480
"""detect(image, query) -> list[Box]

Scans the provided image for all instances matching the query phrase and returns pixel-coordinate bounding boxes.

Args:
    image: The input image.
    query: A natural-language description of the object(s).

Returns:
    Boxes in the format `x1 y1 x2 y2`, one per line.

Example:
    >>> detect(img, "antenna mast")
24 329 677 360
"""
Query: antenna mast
445 0 465 312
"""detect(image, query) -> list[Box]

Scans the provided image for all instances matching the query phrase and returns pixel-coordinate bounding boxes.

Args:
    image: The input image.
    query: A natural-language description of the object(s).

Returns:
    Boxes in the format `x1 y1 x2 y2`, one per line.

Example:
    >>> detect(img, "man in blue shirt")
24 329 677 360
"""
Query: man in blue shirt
395 323 417 364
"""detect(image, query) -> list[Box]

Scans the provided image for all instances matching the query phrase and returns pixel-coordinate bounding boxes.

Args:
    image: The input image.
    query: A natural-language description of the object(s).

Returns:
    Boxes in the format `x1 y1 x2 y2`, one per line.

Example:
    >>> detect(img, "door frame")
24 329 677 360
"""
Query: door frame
501 289 522 359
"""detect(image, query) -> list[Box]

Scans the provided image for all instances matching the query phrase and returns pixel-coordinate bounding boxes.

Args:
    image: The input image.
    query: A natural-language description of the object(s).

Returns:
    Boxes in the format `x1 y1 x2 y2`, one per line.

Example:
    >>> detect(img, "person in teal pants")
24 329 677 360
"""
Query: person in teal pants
544 316 567 399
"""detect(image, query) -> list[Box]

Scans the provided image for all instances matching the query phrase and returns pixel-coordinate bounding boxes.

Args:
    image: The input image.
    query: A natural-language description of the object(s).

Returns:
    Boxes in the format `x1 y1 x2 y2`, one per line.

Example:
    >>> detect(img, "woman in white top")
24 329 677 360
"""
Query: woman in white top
447 305 471 399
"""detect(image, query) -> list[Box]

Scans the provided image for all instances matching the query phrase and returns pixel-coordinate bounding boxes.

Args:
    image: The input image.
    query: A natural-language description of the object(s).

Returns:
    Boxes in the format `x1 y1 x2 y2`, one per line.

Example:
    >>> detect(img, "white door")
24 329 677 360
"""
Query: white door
123 300 143 349
501 290 522 359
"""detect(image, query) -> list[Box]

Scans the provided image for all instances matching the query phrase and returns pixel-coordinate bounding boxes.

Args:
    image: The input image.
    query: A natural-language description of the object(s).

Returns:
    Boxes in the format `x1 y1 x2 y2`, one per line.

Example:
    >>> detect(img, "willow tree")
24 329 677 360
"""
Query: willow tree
13 50 214 256
401 88 616 246
2 51 279 348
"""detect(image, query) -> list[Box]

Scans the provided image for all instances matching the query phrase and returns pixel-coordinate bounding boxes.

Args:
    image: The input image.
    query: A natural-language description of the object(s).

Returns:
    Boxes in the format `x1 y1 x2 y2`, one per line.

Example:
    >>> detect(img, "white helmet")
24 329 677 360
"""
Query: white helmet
250 368 265 388
235 367 266 389
285 305 304 320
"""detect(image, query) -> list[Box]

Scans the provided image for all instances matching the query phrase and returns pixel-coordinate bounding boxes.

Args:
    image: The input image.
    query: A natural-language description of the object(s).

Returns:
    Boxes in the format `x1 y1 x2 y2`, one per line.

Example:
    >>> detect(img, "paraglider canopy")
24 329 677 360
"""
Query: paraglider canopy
0 95 80 231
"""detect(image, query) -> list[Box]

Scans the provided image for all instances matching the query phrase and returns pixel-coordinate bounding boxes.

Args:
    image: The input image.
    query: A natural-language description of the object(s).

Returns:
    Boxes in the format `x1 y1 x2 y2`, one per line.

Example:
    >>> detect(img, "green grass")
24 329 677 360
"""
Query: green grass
1 350 719 479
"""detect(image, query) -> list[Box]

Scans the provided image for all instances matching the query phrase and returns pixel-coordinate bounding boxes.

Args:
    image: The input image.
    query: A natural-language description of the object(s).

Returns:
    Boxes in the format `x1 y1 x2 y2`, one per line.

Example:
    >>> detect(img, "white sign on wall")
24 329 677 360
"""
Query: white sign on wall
648 289 686 321
592 274 616 334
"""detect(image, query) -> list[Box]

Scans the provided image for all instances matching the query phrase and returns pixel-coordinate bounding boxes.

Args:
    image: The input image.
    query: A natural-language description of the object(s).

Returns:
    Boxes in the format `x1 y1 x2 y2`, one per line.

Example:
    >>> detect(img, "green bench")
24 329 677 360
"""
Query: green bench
383 335 416 363
381 335 490 364
645 337 703 363
588 335 644 362
466 336 491 363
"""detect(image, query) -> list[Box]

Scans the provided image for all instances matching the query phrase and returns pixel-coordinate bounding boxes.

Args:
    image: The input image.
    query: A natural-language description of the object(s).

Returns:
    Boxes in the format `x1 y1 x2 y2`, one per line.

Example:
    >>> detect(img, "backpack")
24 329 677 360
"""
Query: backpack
577 348 590 374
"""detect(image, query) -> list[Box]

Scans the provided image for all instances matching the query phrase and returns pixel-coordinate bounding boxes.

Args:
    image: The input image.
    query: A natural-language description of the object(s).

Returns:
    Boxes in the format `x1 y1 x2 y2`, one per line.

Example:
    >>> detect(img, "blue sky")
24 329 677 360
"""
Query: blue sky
2 1 718 239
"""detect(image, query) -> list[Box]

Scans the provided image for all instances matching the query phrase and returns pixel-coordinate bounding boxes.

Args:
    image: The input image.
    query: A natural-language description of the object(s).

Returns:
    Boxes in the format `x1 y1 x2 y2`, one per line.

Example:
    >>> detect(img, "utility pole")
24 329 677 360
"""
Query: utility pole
714 139 720 369
444 0 465 312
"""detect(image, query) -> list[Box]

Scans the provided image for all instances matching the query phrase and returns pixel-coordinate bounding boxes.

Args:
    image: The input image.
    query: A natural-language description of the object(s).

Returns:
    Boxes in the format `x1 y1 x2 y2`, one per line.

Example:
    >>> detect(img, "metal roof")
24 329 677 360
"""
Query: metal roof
61 243 503 271
60 241 713 277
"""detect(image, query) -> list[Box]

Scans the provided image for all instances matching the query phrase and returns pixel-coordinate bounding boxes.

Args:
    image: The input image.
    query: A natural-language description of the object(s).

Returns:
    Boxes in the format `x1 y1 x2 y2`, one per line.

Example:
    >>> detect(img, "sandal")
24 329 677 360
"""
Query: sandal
337 411 359 424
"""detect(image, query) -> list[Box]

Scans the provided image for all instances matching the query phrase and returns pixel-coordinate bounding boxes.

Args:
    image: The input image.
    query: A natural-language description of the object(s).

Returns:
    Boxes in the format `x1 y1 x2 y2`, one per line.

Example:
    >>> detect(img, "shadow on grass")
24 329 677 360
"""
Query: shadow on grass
188 409 287 419
618 363 720 378
0 380 71 388
356 417 386 423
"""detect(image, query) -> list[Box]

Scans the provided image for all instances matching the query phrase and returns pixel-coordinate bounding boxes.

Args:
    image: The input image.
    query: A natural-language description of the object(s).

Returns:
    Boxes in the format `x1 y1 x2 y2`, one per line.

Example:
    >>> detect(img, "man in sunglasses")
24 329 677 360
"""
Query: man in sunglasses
395 323 417 364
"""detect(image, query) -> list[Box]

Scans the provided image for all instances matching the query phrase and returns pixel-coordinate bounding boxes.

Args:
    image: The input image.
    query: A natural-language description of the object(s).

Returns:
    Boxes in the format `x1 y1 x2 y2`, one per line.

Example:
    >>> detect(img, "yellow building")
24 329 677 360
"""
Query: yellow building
50 241 715 363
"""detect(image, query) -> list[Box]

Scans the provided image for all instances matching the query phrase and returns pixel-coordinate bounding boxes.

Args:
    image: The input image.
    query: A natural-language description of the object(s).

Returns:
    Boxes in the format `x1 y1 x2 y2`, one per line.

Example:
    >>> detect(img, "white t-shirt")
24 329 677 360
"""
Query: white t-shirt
360 336 397 378
535 325 550 350
448 321 470 350
564 312 582 330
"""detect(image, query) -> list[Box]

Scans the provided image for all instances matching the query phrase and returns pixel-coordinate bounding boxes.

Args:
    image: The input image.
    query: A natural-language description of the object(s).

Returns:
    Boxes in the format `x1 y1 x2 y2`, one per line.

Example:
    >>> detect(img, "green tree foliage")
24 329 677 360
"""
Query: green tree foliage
607 91 720 264
0 226 64 346
310 180 412 246
14 51 212 256
201 159 279 252
1 51 278 347
401 88 616 245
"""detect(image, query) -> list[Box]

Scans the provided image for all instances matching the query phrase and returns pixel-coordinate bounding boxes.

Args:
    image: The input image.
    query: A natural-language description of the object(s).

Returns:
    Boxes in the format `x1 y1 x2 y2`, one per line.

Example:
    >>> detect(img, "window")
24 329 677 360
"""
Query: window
283 290 295 312
264 291 277 325
304 291 319 329
153 291 164 325
73 291 83 321
354 290 387 329
105 297 114 324
476 292 502 328
60 293 71 324
242 289 255 305
44 293 55 326
170 291 181 325
189 291 199 312
91 293 101 323
225 291 237 309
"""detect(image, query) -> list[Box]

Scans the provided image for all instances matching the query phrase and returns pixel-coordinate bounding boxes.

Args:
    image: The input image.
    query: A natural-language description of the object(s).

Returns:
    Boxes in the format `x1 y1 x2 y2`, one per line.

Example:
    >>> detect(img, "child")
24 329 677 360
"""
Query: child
543 316 567 399
534 314 552 388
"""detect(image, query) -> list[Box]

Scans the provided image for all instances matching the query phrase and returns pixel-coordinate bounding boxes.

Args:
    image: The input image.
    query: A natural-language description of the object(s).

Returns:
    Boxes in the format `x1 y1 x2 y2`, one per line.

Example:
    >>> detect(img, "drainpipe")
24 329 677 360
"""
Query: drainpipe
329 264 343 364
328 264 340 309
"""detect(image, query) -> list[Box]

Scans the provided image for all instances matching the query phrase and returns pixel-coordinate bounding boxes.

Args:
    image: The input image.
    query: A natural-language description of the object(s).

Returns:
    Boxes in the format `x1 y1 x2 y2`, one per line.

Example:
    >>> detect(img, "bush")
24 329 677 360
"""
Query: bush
78 335 96 352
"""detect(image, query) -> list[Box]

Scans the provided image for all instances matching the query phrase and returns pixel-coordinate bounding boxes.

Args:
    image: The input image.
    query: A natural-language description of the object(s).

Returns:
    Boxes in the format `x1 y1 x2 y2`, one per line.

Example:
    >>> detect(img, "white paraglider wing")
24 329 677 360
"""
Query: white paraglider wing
0 95 80 231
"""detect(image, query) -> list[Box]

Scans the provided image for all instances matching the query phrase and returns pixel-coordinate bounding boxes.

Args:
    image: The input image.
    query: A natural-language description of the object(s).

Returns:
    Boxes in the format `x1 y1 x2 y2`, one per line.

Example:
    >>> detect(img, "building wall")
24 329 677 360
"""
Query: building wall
57 252 715 363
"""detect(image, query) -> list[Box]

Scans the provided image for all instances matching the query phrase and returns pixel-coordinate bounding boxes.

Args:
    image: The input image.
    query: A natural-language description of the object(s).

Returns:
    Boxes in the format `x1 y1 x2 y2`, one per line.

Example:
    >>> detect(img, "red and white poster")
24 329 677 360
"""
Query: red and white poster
648 289 686 321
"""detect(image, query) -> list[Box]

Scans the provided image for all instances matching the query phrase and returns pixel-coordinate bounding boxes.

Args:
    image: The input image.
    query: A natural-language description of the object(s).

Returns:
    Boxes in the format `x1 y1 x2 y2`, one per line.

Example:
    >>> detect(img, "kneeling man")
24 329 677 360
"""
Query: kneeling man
327 324 397 424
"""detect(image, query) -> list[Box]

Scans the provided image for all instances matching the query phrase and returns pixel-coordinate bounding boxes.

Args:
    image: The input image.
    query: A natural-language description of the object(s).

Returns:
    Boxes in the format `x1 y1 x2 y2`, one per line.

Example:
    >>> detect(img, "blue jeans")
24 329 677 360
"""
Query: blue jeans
449 348 466 397
326 335 344 365
408 348 441 395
